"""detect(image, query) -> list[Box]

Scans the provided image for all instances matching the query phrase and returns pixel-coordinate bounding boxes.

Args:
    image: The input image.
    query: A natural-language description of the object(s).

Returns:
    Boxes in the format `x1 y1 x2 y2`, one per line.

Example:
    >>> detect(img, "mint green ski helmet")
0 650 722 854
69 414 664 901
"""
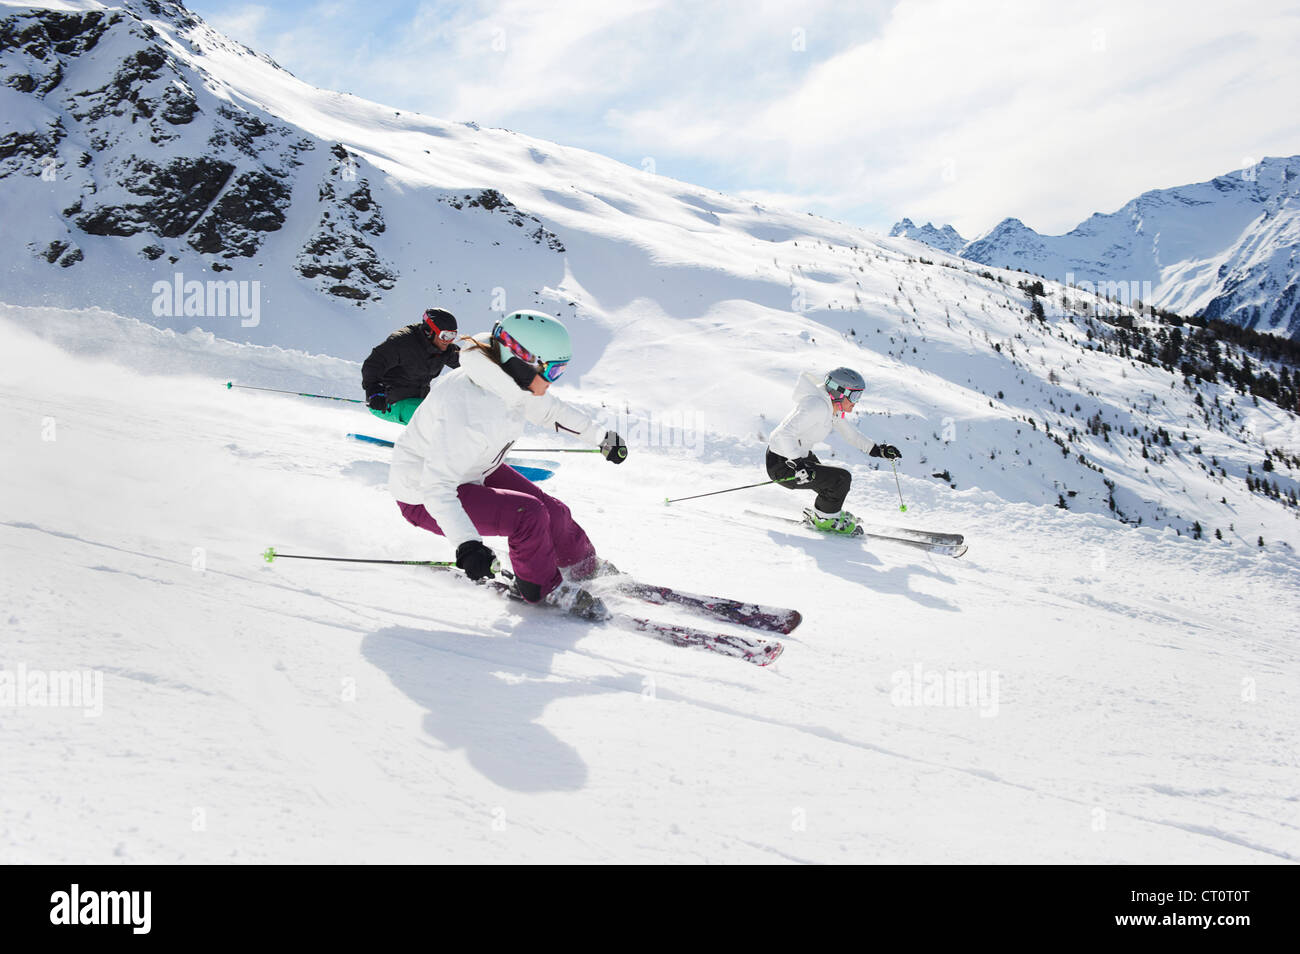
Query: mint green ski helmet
492 310 572 381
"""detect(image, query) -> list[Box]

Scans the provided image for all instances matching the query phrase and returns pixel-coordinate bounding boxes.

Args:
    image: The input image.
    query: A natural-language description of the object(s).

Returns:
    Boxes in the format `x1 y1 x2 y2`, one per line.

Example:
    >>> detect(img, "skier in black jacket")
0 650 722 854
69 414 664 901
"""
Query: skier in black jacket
361 308 461 424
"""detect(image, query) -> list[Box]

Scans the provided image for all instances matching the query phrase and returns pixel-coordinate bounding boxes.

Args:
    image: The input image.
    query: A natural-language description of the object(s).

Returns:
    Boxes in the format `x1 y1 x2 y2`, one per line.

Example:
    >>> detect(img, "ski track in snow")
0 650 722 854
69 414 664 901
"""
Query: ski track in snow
3 311 1299 863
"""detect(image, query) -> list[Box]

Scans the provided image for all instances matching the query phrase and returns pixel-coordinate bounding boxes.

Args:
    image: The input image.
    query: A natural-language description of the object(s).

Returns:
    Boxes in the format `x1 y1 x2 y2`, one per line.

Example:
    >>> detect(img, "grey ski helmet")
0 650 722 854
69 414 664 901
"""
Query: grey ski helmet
825 367 865 406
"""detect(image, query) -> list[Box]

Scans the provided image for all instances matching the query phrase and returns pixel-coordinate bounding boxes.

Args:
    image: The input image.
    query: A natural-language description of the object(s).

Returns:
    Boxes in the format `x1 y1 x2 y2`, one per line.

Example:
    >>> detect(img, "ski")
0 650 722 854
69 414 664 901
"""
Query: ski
743 509 968 559
605 579 801 635
347 433 557 482
481 579 783 666
858 523 964 546
614 614 784 667
347 431 398 447
860 533 968 558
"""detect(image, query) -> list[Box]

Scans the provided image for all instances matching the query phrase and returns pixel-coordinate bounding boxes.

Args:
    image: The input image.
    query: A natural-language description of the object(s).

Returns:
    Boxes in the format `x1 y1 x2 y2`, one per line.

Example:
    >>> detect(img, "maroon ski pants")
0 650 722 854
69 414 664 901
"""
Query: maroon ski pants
397 464 596 597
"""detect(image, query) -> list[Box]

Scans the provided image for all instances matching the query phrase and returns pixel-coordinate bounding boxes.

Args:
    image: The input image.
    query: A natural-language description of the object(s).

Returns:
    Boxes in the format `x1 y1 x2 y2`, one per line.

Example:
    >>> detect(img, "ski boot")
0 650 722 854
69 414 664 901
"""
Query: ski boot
561 553 621 583
543 580 611 621
803 507 861 536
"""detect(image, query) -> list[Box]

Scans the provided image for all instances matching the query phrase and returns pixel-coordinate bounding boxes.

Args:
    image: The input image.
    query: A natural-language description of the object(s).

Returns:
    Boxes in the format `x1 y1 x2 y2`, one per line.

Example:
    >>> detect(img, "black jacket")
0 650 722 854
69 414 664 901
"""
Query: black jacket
361 323 461 403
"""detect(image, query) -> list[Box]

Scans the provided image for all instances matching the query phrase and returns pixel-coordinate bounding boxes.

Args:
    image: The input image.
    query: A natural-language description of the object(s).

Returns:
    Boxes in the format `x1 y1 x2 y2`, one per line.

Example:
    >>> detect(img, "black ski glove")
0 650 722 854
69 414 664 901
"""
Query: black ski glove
600 430 627 464
456 540 497 581
367 391 389 412
870 443 902 461
785 457 817 485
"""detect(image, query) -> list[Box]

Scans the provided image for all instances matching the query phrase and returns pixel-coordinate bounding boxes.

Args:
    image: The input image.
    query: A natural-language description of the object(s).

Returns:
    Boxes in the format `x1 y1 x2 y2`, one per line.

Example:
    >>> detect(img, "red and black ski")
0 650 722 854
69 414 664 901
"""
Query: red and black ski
607 580 802 635
615 614 784 666
481 579 784 666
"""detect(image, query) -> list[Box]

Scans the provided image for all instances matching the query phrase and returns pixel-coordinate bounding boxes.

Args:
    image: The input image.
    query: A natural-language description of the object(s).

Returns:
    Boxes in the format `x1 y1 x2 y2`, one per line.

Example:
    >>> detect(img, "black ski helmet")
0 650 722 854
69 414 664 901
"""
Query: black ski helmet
423 308 458 341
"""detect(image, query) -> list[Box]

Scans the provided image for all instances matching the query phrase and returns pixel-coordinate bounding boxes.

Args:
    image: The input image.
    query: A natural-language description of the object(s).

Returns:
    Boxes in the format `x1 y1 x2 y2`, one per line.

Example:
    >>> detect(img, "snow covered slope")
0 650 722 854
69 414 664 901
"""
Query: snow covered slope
898 159 1300 338
3 306 1299 864
2 0 1300 863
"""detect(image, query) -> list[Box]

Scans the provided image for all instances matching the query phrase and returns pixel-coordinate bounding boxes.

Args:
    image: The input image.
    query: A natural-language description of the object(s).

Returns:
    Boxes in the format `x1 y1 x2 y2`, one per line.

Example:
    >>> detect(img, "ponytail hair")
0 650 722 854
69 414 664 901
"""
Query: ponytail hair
459 333 537 391
459 334 501 362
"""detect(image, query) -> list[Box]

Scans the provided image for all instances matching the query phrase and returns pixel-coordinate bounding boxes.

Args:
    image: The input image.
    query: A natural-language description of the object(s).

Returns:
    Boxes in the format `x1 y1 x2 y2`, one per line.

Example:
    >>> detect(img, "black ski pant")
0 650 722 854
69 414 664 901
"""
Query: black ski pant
766 450 851 514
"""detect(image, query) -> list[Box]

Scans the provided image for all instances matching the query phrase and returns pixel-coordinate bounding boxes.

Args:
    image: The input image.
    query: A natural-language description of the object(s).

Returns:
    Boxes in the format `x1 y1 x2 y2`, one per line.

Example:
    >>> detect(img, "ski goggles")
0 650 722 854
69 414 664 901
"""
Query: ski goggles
831 385 863 405
493 324 569 382
423 312 457 342
421 310 457 343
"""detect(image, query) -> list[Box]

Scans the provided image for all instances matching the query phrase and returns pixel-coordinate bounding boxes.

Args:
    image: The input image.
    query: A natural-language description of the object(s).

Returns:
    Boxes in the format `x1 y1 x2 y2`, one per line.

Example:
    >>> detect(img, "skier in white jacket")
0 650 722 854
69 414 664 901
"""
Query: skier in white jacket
388 310 626 614
766 367 901 534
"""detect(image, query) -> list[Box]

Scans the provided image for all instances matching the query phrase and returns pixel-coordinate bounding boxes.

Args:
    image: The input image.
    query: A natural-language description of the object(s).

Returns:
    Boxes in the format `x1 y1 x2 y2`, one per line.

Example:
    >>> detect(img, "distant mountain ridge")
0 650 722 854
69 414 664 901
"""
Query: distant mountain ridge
887 218 966 255
892 156 1300 339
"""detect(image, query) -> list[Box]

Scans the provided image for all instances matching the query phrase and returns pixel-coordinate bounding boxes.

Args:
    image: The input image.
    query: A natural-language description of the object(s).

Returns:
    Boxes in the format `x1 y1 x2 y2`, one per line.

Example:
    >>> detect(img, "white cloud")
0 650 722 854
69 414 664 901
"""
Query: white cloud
608 0 1300 235
202 3 270 47
189 0 1300 237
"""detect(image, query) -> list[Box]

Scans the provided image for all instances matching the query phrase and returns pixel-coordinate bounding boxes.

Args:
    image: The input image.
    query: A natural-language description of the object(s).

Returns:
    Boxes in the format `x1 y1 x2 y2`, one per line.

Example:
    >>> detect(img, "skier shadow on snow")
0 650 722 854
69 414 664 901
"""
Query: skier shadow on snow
766 530 961 614
362 622 639 793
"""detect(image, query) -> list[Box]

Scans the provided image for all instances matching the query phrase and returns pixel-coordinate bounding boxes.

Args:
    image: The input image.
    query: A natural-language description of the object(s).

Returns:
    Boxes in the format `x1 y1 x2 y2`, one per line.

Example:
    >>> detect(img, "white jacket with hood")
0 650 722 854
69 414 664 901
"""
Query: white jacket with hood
388 338 607 548
768 370 875 459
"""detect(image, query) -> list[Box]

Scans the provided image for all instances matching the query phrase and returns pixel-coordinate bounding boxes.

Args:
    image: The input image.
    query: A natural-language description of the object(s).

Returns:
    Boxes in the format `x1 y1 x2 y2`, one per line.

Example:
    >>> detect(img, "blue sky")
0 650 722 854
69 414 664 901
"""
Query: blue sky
191 0 1300 238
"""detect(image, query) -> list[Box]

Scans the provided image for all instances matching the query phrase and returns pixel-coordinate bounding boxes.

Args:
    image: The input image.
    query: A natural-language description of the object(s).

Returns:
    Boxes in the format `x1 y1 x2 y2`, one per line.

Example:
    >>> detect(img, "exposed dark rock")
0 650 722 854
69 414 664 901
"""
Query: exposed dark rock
530 225 565 253
328 284 368 300
295 146 396 300
440 188 564 252
68 46 169 129
210 104 270 157
0 122 65 178
35 239 83 266
75 156 234 237
187 170 291 256
0 10 111 64
468 188 506 212
160 83 198 124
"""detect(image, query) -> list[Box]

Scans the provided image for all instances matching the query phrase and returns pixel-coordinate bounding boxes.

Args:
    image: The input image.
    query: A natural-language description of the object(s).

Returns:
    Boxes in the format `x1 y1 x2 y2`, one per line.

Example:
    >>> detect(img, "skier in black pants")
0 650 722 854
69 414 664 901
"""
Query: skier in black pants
361 308 461 424
766 367 901 534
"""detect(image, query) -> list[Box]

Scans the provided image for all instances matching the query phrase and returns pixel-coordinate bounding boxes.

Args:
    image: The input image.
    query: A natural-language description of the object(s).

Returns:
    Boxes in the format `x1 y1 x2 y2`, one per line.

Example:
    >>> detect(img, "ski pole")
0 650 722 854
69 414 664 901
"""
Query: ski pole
262 546 503 574
263 547 514 583
227 382 364 404
510 448 604 454
514 447 627 460
890 460 908 513
664 476 797 505
263 546 453 567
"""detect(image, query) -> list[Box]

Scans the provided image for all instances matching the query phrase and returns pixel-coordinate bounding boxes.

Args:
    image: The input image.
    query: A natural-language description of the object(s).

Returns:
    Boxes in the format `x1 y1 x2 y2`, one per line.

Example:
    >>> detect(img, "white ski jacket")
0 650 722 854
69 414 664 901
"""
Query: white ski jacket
388 340 607 548
768 370 876 459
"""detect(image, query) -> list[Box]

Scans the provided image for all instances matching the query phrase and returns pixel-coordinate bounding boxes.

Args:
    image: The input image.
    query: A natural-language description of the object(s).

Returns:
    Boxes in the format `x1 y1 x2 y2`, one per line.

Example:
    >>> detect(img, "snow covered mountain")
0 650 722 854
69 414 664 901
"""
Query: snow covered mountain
0 0 580 355
888 218 966 255
3 0 1295 539
3 0 1300 863
896 159 1300 339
